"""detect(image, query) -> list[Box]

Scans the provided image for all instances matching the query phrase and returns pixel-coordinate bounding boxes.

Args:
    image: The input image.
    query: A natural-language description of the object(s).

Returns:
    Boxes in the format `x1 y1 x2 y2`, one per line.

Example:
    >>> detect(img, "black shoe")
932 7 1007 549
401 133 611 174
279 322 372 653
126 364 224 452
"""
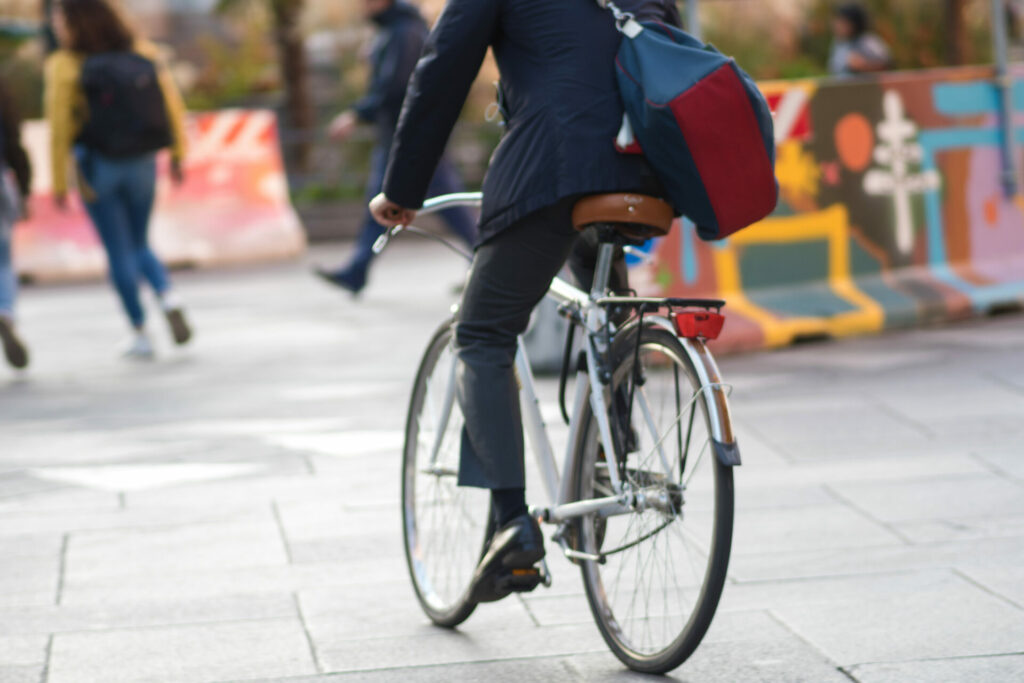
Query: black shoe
313 266 366 296
0 317 28 369
468 513 546 604
164 307 192 346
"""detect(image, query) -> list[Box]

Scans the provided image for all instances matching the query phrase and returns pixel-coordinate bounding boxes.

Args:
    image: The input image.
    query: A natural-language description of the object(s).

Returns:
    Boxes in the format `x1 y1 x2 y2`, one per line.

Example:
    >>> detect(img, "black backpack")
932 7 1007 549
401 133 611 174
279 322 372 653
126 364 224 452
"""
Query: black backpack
77 52 172 158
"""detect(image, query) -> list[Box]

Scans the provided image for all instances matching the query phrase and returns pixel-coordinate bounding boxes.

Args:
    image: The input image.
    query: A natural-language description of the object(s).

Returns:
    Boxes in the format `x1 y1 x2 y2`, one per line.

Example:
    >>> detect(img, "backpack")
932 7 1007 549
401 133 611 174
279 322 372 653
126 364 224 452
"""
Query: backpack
77 52 172 158
603 2 778 241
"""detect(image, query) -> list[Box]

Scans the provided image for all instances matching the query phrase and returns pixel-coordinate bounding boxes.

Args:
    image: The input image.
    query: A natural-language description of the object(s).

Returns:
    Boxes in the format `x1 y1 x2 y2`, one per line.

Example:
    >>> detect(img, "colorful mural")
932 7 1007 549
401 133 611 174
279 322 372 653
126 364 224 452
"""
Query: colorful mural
632 65 1024 351
13 109 306 282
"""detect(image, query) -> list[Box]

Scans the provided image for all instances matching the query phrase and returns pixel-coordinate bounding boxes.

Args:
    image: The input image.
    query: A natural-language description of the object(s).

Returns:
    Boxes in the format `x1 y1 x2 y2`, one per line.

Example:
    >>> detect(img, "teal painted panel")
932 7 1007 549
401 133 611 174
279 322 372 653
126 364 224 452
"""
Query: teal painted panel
747 283 858 318
739 241 830 290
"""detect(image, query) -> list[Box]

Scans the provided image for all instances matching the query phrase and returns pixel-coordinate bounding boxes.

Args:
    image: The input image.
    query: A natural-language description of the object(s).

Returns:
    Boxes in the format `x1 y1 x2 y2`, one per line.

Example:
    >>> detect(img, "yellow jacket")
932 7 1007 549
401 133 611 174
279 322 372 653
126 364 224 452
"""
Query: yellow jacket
44 40 188 197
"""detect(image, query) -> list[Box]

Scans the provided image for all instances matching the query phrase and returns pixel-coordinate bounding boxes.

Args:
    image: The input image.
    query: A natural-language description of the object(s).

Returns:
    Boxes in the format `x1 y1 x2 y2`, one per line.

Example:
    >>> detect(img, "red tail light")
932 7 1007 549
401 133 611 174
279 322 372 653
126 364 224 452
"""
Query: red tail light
672 311 725 340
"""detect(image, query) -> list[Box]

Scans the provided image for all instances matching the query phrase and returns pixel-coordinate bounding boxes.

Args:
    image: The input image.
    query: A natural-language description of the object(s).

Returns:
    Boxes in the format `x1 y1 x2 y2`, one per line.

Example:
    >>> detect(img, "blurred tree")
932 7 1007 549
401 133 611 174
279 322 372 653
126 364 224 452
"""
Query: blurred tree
947 0 969 64
217 0 313 170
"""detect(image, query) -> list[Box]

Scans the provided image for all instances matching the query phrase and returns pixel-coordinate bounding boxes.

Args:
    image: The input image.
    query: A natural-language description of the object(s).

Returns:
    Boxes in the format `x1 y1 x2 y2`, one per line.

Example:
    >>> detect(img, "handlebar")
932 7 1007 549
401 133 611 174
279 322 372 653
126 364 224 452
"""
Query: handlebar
372 192 483 258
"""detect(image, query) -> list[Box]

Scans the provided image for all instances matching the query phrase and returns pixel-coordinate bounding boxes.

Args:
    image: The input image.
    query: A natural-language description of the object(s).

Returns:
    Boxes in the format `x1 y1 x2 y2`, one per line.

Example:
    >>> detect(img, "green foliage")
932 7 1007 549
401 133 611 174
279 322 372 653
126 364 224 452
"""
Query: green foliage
185 11 279 110
291 181 365 204
0 38 43 119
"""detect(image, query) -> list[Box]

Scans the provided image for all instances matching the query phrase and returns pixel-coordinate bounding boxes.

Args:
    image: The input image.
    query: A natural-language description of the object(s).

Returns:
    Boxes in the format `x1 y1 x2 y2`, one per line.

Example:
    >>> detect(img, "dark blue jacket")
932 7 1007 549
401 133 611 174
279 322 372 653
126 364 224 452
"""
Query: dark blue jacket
353 1 428 140
382 0 680 243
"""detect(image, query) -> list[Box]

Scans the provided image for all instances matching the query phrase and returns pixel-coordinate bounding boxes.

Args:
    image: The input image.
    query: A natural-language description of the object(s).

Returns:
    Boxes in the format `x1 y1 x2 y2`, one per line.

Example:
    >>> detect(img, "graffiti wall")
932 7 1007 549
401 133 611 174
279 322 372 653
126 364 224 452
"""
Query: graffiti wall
13 109 306 282
632 65 1024 351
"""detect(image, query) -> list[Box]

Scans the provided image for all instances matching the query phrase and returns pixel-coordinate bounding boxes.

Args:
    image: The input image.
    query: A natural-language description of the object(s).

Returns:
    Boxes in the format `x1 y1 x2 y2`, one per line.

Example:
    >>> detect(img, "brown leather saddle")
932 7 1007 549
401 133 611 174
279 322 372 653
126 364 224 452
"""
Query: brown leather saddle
571 193 675 242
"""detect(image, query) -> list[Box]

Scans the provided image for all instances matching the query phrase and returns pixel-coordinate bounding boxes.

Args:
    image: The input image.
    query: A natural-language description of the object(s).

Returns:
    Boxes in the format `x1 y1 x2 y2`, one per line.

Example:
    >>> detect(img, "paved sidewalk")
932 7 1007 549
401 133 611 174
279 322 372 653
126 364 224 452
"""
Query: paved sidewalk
1 242 1023 682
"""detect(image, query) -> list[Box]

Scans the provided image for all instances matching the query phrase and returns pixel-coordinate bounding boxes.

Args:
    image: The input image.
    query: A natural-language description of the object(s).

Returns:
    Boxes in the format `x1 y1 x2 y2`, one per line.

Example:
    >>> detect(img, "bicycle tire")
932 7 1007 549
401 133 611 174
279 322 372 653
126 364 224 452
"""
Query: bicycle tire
401 320 491 628
572 324 734 673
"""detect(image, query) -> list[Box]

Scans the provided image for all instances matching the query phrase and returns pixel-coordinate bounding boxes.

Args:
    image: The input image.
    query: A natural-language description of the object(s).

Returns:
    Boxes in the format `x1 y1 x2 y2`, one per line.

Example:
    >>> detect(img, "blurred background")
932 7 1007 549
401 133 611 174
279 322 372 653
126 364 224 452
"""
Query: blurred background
2 0 1020 241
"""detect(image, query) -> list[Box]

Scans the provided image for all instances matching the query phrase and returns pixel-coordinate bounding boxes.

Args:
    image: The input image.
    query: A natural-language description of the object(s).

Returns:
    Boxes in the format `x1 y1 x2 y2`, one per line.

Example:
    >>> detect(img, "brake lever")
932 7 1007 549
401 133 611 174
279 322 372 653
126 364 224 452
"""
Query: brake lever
372 224 406 255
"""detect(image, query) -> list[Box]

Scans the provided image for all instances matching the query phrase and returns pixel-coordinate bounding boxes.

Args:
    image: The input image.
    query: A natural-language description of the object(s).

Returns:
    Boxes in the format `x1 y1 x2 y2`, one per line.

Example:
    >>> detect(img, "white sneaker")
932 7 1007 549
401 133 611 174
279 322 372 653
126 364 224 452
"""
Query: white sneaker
122 331 155 360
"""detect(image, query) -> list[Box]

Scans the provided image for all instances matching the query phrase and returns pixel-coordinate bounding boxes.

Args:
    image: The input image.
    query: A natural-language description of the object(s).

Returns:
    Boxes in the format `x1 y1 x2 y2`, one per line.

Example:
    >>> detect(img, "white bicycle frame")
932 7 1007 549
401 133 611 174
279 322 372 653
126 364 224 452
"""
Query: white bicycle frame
377 192 738 551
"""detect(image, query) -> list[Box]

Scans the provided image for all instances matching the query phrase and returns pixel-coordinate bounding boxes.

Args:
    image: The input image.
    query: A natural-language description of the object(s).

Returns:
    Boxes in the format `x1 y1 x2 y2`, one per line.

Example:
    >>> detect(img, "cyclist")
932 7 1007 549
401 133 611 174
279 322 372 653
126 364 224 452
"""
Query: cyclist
369 0 680 602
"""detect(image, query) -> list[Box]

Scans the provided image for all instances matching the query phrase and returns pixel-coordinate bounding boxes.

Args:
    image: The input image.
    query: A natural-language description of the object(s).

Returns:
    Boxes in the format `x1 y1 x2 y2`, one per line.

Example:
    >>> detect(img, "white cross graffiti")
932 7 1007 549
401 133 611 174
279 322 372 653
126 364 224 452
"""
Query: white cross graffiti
863 90 941 253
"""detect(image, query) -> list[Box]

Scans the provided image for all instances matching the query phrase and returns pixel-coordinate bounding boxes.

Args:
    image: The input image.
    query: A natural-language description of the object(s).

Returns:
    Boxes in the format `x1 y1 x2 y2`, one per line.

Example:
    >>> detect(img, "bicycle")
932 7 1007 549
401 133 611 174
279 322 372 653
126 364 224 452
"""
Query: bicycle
374 191 740 674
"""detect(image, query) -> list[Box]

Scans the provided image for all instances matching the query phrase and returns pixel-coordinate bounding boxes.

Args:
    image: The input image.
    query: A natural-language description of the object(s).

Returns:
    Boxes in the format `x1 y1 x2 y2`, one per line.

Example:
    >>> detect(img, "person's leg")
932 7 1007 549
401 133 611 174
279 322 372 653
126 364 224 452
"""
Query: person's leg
0 217 15 319
455 198 580 518
0 212 28 369
426 156 478 247
316 145 389 294
81 159 147 332
119 155 192 346
120 155 170 296
457 199 581 601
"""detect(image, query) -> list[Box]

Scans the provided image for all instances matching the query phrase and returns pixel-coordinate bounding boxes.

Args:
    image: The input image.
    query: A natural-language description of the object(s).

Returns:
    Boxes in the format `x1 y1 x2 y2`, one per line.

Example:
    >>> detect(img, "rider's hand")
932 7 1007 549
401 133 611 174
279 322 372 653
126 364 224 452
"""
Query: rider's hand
369 193 416 227
328 111 358 142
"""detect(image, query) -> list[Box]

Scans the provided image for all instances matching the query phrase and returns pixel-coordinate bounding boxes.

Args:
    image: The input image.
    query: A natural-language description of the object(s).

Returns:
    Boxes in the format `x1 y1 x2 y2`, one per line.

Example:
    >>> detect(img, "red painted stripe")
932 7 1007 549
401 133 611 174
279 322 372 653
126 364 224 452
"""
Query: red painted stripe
669 64 776 235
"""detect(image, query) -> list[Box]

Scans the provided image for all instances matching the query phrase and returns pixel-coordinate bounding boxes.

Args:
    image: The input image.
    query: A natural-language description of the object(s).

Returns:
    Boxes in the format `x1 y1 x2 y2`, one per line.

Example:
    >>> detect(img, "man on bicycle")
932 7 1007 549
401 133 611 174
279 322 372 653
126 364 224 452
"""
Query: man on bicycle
370 0 680 602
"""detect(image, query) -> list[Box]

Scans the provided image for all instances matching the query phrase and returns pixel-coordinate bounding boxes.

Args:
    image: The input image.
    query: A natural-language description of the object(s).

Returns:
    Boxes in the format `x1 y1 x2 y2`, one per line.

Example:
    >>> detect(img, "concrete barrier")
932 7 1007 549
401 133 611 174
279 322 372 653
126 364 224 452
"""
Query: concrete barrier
13 109 306 282
630 65 1024 352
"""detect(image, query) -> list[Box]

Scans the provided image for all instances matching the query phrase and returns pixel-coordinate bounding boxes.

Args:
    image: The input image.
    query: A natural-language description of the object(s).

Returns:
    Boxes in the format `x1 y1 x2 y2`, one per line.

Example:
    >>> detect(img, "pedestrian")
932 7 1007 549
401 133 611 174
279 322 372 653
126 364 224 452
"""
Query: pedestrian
45 0 192 358
314 0 478 296
0 77 32 370
829 3 892 76
367 0 680 601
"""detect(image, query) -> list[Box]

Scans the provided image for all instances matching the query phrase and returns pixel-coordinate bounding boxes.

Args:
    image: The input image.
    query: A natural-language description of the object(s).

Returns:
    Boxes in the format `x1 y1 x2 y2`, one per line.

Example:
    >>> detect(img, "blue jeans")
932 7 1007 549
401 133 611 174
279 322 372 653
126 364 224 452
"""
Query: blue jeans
0 172 19 317
76 147 170 328
0 222 14 318
342 145 478 278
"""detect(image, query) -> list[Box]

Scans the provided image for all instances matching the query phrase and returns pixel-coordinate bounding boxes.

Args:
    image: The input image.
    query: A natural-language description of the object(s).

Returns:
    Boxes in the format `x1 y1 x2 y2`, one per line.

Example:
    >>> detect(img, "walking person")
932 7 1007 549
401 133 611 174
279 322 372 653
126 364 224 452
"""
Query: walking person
0 78 32 370
314 0 478 296
829 3 892 76
368 0 679 601
45 0 192 358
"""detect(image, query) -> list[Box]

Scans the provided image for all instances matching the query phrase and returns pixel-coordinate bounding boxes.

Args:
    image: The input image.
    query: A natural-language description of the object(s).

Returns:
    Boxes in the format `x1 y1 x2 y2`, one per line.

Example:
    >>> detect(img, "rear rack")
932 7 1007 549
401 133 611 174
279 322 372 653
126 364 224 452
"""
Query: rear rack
595 297 725 312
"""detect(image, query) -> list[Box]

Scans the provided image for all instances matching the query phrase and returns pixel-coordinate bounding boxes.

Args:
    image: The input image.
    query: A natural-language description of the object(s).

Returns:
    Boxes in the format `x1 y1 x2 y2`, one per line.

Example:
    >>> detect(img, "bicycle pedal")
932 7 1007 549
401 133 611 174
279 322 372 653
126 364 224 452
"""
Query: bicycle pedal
495 567 544 593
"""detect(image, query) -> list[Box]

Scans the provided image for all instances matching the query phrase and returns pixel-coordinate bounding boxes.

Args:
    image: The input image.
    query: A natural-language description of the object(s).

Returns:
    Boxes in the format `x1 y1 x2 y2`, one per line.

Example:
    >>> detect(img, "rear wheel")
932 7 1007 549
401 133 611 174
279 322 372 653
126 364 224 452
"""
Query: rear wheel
401 321 491 627
574 325 734 673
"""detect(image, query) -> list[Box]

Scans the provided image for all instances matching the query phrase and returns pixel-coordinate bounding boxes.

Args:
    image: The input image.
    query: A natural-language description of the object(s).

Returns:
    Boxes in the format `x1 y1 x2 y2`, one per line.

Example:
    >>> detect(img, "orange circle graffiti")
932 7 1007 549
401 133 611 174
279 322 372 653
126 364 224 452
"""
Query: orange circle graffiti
835 114 874 173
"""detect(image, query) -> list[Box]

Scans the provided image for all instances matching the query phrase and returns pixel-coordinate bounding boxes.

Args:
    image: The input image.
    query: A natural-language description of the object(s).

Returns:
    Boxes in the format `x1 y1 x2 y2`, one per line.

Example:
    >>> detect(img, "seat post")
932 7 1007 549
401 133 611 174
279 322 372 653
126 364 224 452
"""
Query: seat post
590 224 619 300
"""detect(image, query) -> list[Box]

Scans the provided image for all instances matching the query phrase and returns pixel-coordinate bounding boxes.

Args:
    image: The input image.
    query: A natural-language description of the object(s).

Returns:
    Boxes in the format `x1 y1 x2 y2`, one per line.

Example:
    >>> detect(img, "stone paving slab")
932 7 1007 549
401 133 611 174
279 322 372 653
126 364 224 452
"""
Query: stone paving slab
736 570 1024 665
0 593 297 638
47 619 317 683
1 244 1023 681
848 654 1024 682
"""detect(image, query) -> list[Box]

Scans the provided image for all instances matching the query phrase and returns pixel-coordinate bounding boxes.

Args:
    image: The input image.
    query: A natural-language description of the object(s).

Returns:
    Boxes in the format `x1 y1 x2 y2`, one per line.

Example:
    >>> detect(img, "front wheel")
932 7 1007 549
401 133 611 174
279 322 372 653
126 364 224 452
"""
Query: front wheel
401 321 491 627
573 325 735 673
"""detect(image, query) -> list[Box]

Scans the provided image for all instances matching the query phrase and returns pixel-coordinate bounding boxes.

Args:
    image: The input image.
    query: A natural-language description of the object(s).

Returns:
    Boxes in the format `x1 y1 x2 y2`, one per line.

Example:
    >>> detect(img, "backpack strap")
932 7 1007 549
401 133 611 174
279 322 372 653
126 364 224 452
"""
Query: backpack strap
595 0 645 37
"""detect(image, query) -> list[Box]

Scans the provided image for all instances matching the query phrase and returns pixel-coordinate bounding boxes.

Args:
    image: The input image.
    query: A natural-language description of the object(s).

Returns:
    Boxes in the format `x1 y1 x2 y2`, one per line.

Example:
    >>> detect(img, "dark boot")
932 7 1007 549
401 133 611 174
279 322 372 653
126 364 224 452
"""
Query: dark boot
313 265 367 296
0 316 28 369
468 513 545 603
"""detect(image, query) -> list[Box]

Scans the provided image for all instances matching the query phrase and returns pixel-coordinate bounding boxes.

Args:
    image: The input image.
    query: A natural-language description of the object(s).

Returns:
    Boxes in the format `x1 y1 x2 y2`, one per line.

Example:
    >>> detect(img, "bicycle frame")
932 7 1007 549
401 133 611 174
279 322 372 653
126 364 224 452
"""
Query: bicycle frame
382 193 738 534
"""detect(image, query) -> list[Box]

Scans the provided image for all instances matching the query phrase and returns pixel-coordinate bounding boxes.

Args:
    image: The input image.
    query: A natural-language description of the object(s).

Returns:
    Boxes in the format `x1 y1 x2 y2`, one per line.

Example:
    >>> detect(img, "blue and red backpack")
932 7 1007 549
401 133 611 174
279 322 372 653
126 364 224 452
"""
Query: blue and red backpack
606 3 778 241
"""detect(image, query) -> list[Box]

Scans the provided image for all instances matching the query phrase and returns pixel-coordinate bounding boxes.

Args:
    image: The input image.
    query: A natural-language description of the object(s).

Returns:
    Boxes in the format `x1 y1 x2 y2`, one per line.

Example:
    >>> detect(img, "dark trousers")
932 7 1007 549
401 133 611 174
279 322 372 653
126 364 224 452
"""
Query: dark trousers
455 198 627 489
344 145 478 278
